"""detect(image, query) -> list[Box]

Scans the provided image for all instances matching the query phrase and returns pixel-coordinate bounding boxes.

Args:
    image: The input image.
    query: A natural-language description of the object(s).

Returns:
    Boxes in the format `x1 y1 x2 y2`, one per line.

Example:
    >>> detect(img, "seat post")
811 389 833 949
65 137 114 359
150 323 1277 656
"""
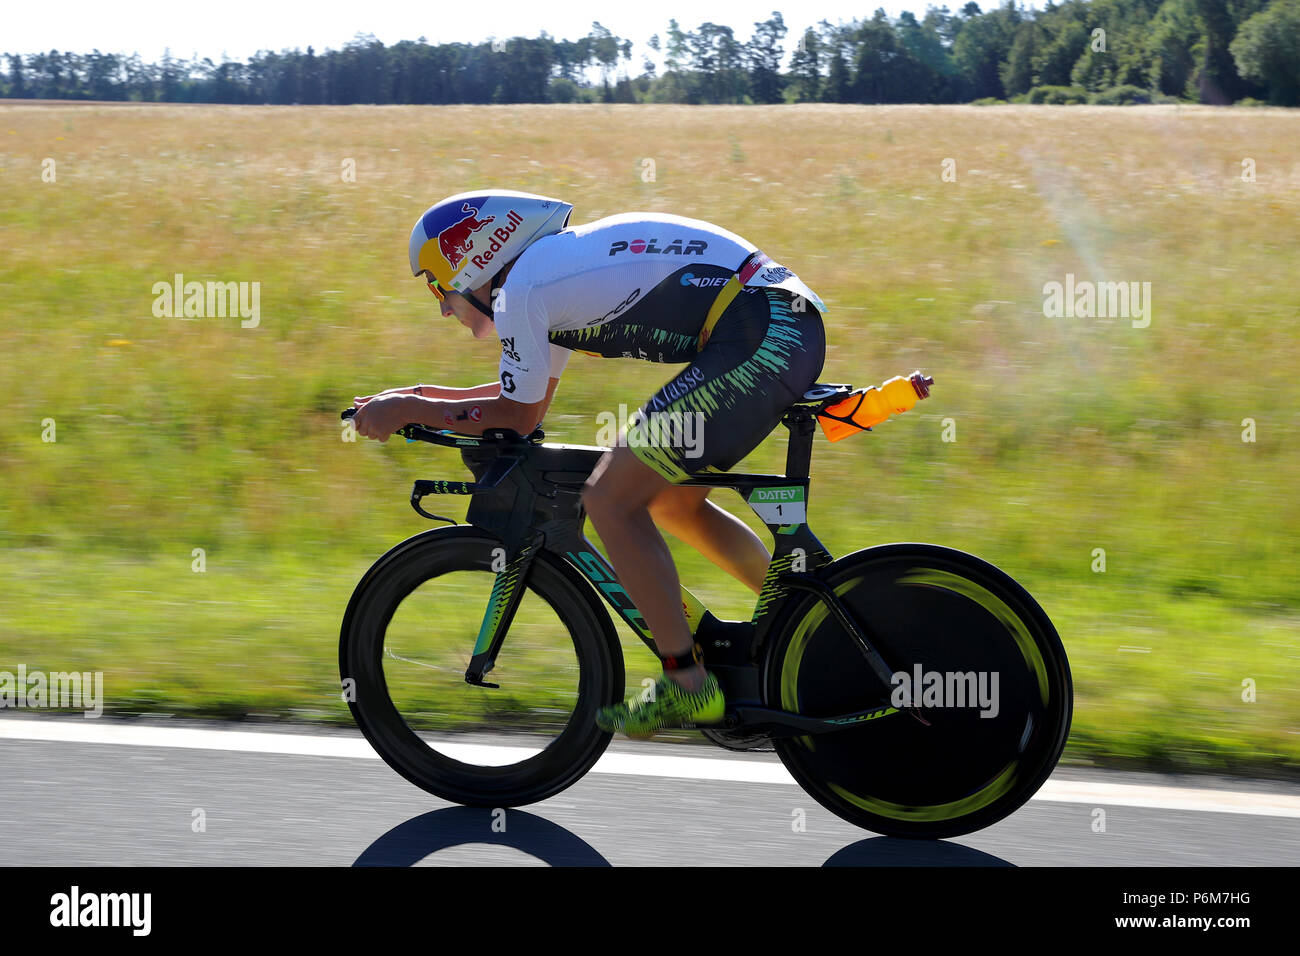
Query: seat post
782 407 816 479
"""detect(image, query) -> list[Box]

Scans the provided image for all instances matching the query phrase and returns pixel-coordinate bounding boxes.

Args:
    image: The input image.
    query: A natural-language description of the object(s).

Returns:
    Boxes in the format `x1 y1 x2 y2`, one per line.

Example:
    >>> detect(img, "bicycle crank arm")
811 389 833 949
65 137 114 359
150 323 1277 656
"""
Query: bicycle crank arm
730 703 901 737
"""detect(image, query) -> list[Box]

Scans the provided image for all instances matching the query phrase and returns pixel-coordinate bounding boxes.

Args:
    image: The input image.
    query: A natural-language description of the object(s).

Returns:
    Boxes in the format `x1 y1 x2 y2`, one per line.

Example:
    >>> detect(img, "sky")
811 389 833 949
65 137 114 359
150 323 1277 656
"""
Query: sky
5 0 1044 68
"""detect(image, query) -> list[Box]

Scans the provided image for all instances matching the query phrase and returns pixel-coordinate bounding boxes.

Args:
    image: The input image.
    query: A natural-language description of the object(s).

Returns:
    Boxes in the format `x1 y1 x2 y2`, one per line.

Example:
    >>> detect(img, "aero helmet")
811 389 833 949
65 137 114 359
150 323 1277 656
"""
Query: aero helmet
409 189 573 294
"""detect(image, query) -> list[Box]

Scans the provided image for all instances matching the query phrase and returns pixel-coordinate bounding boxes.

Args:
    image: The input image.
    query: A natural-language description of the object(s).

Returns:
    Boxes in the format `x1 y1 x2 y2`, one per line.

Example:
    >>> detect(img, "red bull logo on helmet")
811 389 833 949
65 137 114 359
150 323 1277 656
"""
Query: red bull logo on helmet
468 209 525 270
437 202 497 268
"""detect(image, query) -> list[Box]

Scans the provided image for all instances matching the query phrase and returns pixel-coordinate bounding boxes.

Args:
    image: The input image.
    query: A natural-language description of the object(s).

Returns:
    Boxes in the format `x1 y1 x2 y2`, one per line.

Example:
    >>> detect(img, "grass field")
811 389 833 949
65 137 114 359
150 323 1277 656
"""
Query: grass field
1 102 1298 776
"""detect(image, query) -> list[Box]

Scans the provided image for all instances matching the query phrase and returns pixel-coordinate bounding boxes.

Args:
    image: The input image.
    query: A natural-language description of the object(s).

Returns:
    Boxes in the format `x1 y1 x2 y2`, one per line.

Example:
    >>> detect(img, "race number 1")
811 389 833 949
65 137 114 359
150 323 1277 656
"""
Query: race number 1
747 486 806 525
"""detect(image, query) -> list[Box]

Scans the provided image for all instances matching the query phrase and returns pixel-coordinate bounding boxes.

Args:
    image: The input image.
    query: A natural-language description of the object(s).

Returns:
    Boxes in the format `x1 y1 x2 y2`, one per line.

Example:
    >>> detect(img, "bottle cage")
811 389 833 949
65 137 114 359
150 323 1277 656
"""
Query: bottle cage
817 389 873 442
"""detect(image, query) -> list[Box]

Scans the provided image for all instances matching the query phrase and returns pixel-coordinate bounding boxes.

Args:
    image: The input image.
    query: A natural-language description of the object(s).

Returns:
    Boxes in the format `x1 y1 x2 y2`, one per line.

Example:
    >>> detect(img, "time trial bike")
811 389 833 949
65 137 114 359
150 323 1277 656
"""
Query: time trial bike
338 378 1072 839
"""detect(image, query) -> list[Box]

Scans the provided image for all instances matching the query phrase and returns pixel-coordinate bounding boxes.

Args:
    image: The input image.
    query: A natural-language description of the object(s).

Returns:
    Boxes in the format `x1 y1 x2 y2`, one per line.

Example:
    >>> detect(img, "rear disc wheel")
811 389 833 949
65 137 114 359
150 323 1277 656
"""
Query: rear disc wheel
764 544 1072 839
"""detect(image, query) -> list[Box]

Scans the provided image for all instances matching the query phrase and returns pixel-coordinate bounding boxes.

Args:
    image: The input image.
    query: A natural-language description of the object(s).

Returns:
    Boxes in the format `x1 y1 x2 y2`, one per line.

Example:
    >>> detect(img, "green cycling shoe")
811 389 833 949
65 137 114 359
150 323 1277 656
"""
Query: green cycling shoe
596 671 726 739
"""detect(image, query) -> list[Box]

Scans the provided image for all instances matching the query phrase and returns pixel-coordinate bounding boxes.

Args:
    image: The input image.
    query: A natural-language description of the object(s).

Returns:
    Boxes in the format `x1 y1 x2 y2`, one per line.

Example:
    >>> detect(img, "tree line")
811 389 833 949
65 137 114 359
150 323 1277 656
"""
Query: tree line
3 2 1297 107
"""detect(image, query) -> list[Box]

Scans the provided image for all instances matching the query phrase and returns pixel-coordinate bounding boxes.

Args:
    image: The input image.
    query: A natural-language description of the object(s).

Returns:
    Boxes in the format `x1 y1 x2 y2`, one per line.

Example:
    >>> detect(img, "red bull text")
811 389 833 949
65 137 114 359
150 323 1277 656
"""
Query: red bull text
467 210 525 270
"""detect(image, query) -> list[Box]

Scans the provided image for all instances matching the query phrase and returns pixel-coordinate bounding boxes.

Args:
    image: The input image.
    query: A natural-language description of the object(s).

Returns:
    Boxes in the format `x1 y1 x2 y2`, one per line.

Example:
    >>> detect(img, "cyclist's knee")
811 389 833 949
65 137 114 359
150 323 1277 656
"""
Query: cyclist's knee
582 449 659 520
647 485 708 529
580 477 617 520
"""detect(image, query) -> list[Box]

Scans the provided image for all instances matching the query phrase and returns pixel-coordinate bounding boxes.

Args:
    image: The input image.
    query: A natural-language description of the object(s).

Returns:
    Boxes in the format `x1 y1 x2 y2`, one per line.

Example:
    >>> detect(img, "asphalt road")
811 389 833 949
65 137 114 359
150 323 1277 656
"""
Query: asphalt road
2 716 1297 866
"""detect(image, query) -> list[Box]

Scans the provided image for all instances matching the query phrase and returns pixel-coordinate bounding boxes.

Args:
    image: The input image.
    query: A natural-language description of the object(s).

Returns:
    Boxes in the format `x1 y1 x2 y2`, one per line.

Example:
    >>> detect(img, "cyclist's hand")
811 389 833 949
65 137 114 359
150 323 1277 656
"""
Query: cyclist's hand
351 393 410 443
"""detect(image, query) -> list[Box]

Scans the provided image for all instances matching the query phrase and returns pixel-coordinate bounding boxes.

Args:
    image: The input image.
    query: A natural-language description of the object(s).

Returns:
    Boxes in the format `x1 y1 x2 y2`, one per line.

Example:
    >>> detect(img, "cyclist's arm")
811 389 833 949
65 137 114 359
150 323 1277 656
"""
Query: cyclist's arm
411 376 559 435
417 382 501 400
534 374 560 422
447 296 567 434
354 382 500 404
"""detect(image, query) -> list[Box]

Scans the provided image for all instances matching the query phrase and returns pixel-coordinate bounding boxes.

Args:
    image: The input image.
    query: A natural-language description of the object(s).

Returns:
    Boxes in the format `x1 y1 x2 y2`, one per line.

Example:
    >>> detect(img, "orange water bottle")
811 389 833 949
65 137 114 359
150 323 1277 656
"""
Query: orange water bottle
818 371 934 442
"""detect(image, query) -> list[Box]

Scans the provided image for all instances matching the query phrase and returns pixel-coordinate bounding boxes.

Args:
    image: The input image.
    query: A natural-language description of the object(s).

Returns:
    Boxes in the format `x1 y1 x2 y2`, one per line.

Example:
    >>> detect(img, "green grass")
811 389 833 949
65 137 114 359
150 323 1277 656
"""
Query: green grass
1 103 1298 776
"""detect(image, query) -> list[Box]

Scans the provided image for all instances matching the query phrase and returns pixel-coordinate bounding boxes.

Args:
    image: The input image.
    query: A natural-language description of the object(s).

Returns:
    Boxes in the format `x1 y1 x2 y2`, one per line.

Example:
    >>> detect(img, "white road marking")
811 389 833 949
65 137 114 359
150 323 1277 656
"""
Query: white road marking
2 718 1297 818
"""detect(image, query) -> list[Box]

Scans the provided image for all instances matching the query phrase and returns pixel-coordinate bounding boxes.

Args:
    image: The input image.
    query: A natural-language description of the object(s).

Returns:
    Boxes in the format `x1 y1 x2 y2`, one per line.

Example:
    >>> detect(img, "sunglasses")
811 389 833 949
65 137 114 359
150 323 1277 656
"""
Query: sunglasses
426 276 448 302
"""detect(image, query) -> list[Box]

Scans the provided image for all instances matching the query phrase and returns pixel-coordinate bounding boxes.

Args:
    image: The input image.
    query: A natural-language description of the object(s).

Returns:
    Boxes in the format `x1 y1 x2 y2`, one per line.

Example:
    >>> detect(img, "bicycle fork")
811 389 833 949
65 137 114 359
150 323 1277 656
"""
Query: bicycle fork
464 534 543 688
463 530 706 688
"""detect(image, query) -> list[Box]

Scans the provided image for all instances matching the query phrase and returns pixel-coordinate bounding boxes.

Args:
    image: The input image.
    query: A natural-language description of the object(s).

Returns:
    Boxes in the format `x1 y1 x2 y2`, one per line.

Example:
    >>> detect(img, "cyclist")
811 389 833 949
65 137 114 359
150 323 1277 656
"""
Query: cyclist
351 189 827 737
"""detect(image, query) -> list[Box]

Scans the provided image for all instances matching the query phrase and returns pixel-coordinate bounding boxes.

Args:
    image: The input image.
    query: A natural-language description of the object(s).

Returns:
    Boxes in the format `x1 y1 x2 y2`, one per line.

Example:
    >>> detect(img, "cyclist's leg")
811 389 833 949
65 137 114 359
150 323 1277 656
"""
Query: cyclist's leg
647 485 769 595
584 447 699 677
596 287 823 646
631 282 829 593
610 289 825 615
588 288 825 734
585 448 727 735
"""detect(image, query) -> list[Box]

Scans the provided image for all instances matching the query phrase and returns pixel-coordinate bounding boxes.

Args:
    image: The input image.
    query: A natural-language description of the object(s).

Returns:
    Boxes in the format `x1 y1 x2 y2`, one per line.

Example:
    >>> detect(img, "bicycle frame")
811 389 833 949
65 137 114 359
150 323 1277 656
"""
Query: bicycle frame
390 396 906 738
